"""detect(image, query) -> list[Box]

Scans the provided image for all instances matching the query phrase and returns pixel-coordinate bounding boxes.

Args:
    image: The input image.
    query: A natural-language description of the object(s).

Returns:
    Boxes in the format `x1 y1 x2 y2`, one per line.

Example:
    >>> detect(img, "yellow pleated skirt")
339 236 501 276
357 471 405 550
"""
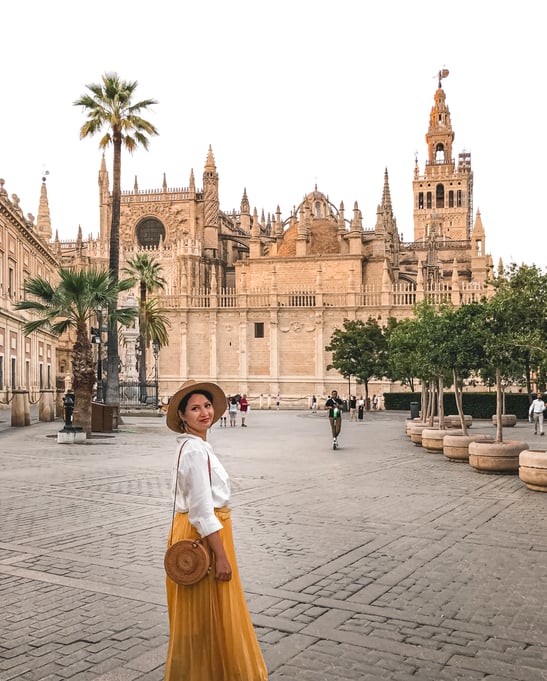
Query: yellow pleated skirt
164 508 268 681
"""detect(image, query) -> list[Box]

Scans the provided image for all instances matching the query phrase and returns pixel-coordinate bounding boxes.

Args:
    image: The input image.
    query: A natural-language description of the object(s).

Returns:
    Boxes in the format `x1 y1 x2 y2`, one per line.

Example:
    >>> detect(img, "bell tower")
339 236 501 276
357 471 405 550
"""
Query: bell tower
413 71 473 243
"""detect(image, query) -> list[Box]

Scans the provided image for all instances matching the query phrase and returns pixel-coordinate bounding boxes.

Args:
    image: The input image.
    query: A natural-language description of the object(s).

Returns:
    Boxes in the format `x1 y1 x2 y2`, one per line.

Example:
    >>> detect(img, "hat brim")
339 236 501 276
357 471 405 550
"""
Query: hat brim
166 380 227 433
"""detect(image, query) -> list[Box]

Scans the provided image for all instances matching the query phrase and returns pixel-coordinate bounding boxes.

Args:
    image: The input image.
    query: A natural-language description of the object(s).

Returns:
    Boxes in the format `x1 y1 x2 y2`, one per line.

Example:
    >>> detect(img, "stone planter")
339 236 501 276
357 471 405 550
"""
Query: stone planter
443 433 493 462
445 414 473 429
422 428 462 453
491 414 517 427
409 423 429 446
469 440 529 474
519 450 547 492
405 419 426 436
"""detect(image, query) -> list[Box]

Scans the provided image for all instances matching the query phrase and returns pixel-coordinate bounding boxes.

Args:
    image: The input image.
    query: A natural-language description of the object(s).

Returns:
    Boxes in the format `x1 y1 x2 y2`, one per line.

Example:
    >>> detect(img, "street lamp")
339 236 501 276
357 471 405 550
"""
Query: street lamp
152 339 160 407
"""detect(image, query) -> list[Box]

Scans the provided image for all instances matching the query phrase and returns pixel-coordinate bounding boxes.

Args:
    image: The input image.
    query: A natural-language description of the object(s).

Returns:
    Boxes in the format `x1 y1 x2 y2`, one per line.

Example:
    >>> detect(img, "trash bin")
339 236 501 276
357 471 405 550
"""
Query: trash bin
410 402 420 420
92 402 118 433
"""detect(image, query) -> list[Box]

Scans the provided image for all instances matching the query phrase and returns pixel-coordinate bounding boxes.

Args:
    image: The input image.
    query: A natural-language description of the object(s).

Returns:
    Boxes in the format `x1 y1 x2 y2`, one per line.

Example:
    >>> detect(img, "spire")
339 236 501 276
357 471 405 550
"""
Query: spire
189 169 195 193
36 175 52 241
162 173 167 191
241 188 250 215
204 145 216 172
381 168 392 211
133 175 139 192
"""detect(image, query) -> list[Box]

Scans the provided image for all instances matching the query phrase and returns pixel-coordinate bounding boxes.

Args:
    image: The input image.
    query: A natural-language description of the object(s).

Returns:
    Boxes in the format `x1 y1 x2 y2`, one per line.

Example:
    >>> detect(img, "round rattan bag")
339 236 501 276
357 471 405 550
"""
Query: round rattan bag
164 538 213 586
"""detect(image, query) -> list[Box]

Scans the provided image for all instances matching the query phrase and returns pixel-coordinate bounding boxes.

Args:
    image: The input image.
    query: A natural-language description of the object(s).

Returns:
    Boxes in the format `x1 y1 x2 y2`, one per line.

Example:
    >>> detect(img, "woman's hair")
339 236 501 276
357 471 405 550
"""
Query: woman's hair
178 389 214 416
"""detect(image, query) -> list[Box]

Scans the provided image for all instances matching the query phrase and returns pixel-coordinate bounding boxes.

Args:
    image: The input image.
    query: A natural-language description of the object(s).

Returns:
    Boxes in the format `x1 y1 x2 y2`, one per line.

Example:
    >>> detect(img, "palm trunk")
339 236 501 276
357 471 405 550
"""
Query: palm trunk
71 326 95 437
105 135 122 406
138 280 147 402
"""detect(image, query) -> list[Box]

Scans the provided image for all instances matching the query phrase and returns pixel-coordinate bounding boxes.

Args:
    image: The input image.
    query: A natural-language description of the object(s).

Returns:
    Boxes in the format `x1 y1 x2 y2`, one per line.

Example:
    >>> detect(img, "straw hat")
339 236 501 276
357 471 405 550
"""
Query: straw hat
166 380 227 433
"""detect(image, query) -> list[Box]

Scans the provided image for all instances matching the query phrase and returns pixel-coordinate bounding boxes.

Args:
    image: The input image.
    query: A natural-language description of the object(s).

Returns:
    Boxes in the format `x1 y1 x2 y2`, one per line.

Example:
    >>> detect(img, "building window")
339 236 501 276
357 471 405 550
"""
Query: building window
448 190 454 208
39 363 43 389
426 192 432 209
0 356 3 389
254 322 264 338
136 218 166 248
436 184 444 208
47 364 52 389
457 190 463 208
418 192 424 209
11 357 16 388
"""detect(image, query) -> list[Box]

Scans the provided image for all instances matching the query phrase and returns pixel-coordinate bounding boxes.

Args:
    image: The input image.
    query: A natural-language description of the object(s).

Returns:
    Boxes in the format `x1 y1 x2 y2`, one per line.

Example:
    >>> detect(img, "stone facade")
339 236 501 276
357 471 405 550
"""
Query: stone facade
0 177 60 406
57 78 493 403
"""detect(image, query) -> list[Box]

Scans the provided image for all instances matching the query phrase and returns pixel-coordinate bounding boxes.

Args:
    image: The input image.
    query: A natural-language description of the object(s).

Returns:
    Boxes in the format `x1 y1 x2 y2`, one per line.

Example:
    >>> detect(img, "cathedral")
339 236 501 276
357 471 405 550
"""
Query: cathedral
1 75 493 406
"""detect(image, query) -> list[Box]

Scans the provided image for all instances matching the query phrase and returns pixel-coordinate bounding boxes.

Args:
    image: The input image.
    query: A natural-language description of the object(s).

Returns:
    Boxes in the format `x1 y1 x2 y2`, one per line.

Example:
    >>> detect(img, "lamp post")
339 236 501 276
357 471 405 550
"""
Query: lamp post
152 338 160 407
91 307 106 403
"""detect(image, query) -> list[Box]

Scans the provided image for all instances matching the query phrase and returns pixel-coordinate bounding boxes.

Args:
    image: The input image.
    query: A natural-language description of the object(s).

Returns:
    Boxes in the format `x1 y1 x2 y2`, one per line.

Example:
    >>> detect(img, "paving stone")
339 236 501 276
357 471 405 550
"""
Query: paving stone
0 412 546 680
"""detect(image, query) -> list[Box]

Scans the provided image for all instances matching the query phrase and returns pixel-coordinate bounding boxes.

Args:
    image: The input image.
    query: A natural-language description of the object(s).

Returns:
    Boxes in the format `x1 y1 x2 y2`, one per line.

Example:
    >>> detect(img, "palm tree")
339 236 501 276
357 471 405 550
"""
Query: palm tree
74 72 158 406
15 269 137 436
123 254 167 400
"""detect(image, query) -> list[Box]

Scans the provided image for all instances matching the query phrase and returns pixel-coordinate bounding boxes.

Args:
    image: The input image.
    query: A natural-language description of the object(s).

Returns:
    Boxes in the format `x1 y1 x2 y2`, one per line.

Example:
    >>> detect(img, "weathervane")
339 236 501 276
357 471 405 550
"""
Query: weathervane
437 67 449 88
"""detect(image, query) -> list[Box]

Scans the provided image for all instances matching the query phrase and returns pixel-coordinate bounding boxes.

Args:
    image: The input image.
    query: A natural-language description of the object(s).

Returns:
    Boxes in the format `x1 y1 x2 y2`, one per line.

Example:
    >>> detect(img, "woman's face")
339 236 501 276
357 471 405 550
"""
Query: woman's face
178 393 215 439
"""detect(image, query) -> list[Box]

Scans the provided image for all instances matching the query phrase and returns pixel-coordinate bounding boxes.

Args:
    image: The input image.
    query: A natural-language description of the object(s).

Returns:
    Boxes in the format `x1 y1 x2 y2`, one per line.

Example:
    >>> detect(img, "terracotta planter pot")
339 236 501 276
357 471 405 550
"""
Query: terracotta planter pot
443 433 493 462
469 440 529 474
491 414 517 427
422 428 463 453
519 450 547 492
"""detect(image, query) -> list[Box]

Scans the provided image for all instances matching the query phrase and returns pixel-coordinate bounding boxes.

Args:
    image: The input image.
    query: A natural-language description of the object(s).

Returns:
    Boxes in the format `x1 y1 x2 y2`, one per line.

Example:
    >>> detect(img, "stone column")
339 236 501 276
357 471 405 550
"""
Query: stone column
11 390 30 427
39 389 55 422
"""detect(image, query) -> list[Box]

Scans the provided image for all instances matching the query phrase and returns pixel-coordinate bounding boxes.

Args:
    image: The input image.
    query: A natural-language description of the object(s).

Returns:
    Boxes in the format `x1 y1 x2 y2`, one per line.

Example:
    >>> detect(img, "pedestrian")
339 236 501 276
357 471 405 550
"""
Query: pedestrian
276 393 281 410
164 380 268 681
220 399 228 428
349 395 357 421
228 396 238 427
358 396 364 420
529 393 545 436
372 394 378 410
240 394 249 427
325 389 344 447
311 395 317 413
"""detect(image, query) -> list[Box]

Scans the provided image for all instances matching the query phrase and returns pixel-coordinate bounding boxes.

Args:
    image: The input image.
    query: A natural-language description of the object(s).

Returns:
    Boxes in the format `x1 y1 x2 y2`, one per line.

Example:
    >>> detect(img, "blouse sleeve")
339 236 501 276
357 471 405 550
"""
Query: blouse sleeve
180 441 223 538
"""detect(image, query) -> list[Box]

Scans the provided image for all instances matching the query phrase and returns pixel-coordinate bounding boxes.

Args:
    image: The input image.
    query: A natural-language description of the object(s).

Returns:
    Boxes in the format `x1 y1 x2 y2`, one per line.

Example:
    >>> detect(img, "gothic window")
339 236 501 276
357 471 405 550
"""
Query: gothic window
476 239 482 256
457 190 463 208
448 190 454 208
436 184 444 208
418 192 424 209
426 192 432 209
136 217 166 248
315 201 321 217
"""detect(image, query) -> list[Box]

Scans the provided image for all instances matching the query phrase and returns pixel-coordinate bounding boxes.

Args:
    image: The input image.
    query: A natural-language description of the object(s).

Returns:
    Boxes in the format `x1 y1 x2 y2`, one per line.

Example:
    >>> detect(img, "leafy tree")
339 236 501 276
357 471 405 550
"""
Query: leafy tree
123 253 167 399
325 318 387 401
385 317 421 393
441 302 489 435
15 269 136 436
74 73 158 406
483 263 547 442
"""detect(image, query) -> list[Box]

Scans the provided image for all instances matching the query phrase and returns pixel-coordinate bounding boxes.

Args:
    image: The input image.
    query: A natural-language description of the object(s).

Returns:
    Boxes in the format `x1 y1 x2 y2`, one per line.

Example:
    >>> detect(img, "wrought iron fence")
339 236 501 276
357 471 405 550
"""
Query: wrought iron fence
119 381 159 410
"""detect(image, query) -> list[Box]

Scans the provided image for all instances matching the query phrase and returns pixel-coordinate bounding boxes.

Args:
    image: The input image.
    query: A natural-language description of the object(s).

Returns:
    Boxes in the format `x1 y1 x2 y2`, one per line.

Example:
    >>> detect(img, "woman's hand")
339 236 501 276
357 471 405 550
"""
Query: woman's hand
214 554 232 582
206 531 232 582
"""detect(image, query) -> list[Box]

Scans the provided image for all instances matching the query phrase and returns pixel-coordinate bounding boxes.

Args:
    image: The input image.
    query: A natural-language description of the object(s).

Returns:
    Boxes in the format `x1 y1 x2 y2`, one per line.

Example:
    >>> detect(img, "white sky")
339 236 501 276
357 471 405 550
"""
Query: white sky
1 1 543 268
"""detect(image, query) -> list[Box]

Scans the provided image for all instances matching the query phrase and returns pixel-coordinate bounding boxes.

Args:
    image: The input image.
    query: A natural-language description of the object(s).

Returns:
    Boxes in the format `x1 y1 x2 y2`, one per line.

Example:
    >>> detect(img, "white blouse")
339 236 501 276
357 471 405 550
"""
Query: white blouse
171 434 231 538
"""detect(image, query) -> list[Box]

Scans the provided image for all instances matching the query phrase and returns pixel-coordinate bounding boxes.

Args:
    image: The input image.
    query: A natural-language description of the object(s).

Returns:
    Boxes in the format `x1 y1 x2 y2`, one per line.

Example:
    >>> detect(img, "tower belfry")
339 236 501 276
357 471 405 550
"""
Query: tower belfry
413 72 473 243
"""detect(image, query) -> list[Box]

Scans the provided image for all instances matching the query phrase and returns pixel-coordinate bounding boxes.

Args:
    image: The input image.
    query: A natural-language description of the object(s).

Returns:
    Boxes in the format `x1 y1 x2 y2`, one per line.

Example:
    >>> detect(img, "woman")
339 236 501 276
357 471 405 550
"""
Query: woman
164 380 268 681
